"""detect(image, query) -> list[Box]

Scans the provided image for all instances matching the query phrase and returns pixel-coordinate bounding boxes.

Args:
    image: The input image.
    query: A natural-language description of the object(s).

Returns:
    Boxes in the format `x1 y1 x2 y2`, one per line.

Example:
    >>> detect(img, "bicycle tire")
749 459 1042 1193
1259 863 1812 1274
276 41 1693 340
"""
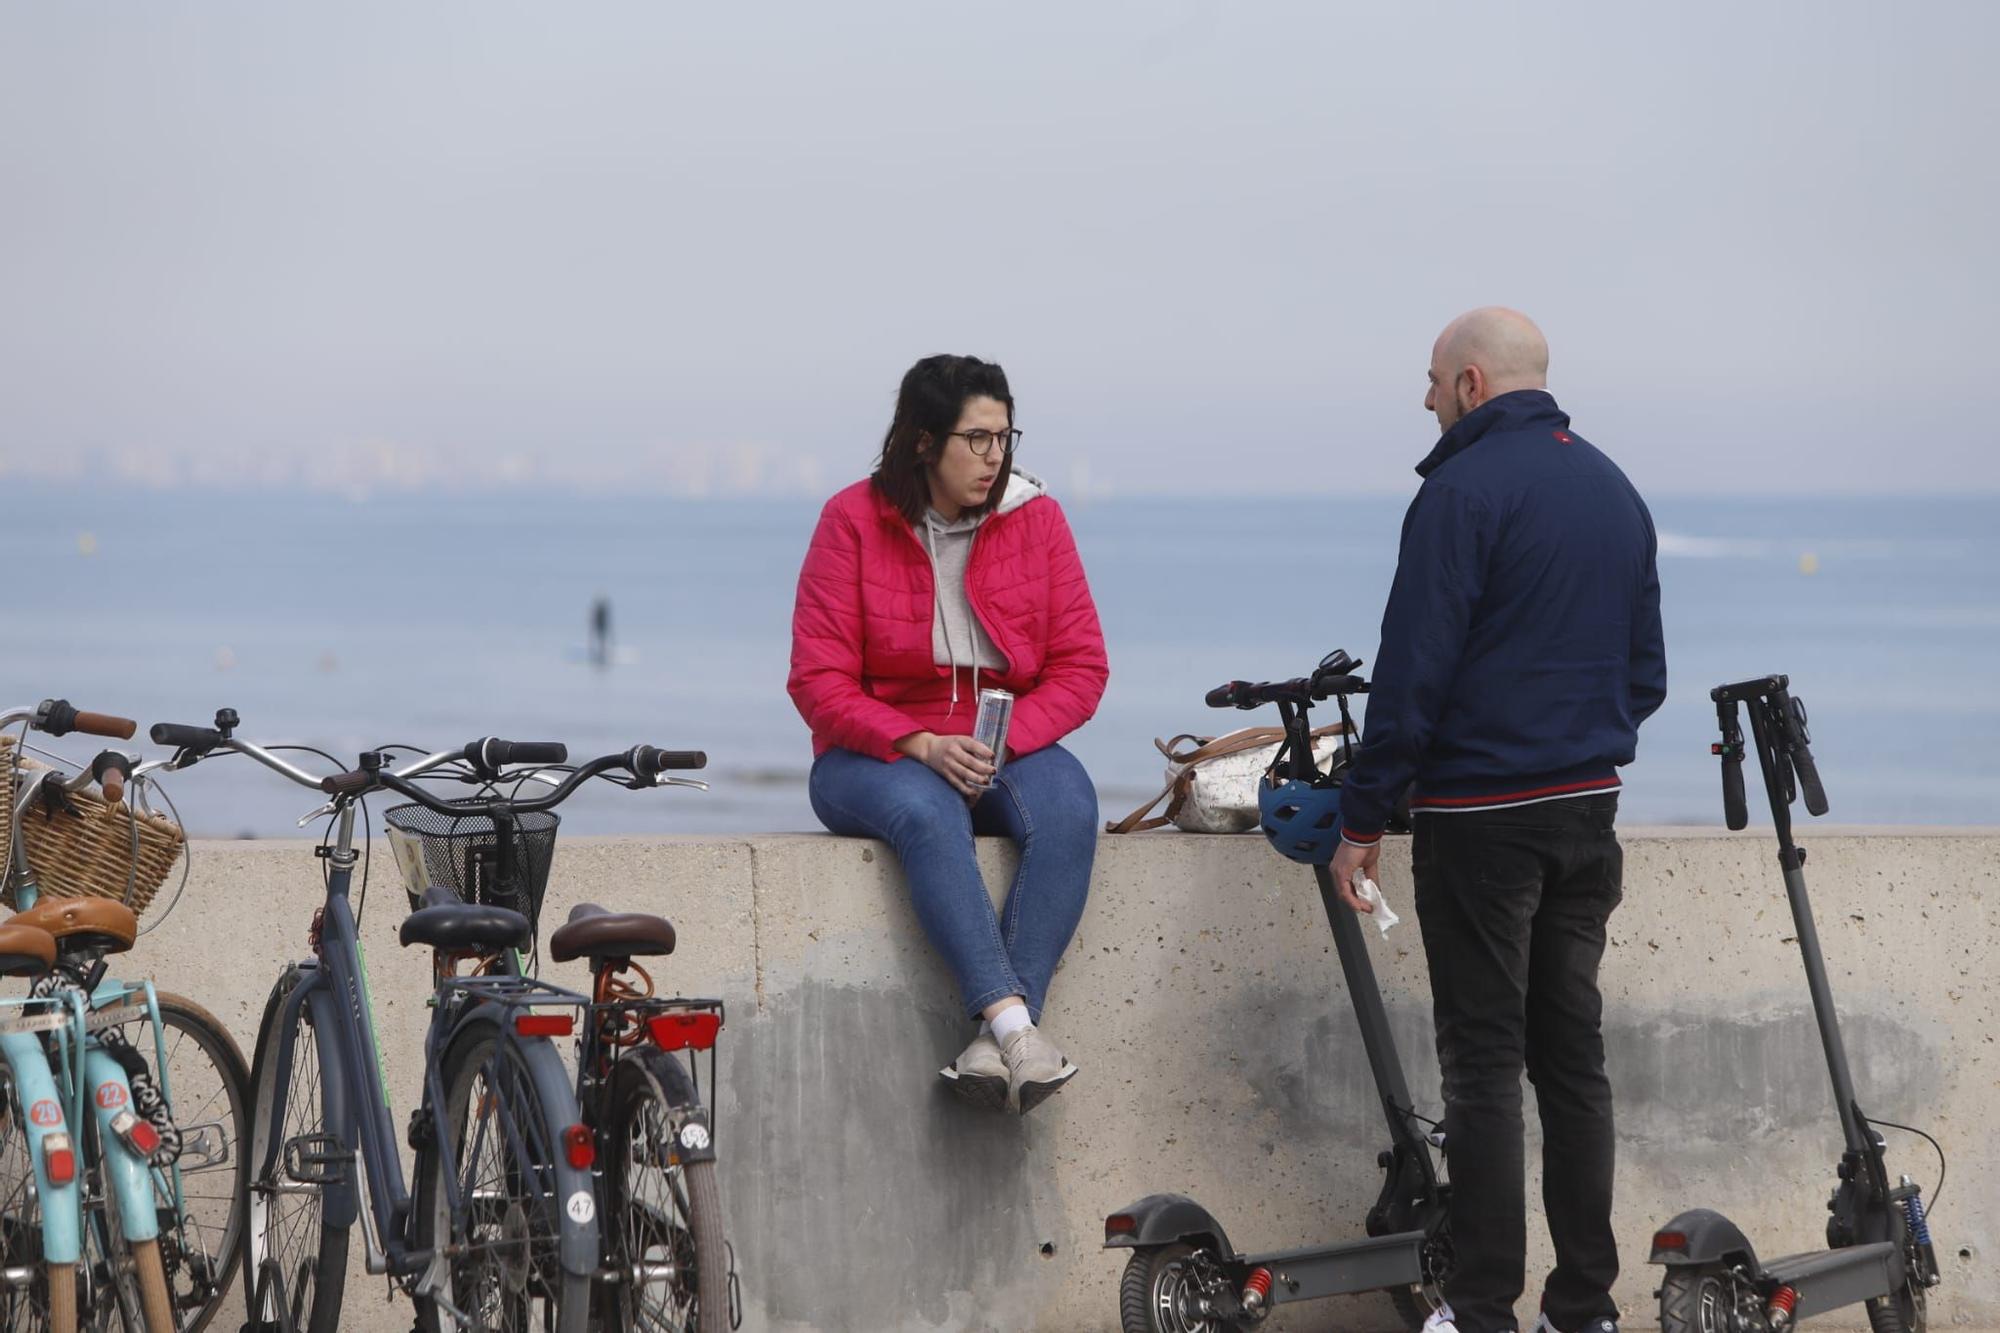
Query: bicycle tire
0 1066 78 1333
411 1015 591 1333
600 1050 729 1333
90 991 251 1333
241 966 348 1333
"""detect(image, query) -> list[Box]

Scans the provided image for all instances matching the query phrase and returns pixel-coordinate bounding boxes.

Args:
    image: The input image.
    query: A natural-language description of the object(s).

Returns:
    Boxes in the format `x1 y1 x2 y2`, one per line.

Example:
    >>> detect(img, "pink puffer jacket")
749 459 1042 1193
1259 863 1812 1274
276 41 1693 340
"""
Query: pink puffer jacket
788 471 1109 762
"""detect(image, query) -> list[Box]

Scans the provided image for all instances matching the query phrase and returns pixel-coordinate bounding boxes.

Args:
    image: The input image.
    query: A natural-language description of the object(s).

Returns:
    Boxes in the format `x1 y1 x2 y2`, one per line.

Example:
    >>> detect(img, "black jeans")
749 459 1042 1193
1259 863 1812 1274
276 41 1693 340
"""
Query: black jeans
1412 794 1623 1333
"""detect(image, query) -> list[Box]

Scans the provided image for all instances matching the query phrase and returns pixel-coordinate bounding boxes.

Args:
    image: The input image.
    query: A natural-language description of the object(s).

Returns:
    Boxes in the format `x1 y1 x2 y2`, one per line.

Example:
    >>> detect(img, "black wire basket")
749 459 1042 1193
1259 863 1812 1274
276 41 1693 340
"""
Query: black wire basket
383 800 560 935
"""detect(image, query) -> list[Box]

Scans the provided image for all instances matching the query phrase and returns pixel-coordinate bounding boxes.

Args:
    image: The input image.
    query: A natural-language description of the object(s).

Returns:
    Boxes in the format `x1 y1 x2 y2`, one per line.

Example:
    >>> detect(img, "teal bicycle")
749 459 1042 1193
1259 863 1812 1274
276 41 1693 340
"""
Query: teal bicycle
2 699 251 1333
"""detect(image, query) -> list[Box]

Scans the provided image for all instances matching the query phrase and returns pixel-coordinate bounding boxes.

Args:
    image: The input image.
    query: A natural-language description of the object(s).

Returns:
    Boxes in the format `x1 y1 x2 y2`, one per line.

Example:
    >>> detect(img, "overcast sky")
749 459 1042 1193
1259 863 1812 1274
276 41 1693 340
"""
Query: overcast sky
3 2 1995 497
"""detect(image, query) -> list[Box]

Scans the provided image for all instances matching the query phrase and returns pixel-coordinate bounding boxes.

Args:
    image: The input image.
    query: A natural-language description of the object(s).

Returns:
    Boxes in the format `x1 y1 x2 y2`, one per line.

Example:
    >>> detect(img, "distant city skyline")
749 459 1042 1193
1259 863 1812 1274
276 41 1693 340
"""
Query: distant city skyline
4 3 1997 498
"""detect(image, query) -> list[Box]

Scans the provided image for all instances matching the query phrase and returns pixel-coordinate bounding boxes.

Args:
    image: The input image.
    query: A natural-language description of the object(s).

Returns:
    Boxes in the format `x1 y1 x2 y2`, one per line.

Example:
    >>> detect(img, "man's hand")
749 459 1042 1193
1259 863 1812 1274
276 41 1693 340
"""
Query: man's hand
1330 838 1381 914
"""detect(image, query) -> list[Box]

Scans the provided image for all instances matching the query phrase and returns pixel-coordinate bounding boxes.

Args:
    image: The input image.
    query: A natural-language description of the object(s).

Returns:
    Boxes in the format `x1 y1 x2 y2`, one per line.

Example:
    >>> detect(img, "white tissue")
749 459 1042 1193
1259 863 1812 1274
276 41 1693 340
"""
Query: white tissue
1357 876 1402 935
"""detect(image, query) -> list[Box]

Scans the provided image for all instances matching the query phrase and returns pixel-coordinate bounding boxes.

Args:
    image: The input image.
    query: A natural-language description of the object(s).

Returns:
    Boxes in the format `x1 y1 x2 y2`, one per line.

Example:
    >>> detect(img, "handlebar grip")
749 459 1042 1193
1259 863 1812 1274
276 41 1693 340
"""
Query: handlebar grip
1721 755 1747 830
91 750 134 805
151 722 224 750
1791 744 1829 817
1205 682 1244 709
71 710 138 740
633 746 708 776
465 738 570 769
320 770 375 797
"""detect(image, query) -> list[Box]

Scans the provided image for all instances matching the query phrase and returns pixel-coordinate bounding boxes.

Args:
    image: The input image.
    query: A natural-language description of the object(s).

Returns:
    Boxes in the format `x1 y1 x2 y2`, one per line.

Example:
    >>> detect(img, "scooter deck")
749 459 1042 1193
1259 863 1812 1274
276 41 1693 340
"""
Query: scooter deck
1763 1243 1898 1320
1239 1228 1428 1305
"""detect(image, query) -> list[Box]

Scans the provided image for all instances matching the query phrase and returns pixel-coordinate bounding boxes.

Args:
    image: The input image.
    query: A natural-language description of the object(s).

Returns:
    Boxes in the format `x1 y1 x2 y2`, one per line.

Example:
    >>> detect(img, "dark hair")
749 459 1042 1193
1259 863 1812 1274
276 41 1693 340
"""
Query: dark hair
871 354 1017 525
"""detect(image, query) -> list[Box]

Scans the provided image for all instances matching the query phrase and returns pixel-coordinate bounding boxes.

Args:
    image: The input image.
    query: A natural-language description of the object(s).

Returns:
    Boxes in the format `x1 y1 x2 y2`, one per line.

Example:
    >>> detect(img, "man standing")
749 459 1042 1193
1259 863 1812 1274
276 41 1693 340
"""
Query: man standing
1331 308 1666 1333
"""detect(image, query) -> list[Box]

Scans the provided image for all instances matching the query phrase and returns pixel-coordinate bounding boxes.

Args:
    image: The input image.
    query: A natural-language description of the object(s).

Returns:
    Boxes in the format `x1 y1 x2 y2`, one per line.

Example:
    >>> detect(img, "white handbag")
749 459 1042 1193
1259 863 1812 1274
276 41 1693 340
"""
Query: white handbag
1105 724 1352 834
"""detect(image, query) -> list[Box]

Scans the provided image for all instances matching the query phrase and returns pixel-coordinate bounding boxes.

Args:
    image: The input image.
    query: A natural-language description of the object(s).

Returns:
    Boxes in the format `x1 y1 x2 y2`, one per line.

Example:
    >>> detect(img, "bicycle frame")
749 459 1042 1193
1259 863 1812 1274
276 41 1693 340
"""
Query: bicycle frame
246 801 600 1321
3 768 172 1293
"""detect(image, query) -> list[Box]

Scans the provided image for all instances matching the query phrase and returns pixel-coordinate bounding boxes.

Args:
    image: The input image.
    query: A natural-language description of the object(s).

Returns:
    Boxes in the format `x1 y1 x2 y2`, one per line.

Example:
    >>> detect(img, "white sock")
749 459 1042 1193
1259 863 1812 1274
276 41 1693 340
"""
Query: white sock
987 1005 1033 1044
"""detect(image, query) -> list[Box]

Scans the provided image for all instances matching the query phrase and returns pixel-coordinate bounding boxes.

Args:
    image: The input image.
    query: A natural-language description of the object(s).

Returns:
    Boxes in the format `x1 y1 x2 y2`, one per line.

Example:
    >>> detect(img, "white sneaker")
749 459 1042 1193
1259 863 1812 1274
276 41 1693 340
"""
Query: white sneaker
998 1024 1078 1113
939 1030 1009 1111
1423 1303 1461 1333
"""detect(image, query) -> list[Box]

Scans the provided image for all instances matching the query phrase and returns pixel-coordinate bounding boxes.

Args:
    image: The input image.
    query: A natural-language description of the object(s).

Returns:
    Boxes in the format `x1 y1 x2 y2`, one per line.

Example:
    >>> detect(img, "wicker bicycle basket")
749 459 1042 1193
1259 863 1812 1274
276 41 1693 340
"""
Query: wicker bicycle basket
0 735 17 885
383 800 560 938
2 742 186 914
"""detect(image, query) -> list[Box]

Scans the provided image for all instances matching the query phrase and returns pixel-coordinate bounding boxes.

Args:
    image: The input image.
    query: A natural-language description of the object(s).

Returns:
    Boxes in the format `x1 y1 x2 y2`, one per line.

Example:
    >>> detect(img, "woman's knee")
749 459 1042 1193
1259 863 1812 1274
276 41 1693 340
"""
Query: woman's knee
1008 747 1099 833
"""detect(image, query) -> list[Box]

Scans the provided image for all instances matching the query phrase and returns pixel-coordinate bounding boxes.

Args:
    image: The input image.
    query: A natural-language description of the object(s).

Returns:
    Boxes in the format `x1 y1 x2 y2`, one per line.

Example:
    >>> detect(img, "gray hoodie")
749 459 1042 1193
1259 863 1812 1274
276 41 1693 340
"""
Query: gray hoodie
917 467 1049 717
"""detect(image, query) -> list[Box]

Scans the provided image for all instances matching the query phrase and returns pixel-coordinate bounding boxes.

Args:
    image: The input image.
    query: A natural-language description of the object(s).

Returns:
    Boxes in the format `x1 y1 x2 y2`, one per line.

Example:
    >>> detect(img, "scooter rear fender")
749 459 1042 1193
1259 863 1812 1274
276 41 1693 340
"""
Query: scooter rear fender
1105 1193 1235 1259
1651 1207 1760 1270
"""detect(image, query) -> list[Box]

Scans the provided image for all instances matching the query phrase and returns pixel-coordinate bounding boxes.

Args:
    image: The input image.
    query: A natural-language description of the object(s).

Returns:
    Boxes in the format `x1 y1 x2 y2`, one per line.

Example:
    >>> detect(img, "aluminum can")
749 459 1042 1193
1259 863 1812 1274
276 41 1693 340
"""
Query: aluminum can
972 688 1014 788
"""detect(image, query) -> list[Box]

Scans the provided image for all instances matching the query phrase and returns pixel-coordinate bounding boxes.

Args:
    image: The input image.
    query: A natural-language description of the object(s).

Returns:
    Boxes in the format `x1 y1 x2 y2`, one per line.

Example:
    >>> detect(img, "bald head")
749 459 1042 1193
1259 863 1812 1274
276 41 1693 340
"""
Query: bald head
1426 307 1550 432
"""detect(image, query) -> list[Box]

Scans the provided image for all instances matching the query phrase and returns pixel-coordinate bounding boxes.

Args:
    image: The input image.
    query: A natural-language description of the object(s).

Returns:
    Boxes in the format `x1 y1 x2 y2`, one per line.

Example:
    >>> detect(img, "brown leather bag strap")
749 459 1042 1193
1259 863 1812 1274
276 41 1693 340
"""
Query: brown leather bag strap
1105 779 1177 834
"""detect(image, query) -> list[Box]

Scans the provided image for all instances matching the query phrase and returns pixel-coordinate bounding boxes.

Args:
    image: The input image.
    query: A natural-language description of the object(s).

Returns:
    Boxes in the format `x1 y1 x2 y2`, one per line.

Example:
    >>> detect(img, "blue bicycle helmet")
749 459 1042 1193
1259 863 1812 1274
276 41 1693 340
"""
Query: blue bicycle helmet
1258 777 1344 865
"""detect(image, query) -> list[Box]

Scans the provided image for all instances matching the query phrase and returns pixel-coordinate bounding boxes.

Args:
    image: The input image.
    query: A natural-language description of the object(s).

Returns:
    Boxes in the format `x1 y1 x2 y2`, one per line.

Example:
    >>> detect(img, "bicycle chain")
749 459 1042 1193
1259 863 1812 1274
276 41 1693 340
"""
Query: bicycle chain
96 1024 184 1165
33 973 189 1169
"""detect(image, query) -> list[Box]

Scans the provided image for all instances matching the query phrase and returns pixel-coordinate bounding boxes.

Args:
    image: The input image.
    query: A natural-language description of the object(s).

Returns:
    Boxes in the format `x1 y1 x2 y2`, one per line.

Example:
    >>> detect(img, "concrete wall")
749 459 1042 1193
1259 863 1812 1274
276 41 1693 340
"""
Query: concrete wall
109 829 1998 1331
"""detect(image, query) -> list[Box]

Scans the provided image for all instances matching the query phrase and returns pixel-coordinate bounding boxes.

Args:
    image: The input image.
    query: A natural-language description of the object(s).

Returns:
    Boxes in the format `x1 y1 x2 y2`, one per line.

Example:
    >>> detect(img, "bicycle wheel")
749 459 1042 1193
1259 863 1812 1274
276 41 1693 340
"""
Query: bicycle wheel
413 1016 590 1333
91 992 250 1332
241 967 348 1333
600 1051 729 1333
78 1139 173 1333
0 1066 78 1333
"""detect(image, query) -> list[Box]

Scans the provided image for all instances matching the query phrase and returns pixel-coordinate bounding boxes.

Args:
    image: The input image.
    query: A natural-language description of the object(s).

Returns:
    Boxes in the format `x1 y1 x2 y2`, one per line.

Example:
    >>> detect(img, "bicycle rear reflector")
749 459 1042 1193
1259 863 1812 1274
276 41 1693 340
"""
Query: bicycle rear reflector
111 1109 162 1159
43 1132 76 1186
564 1123 595 1170
515 1013 575 1038
647 1012 721 1052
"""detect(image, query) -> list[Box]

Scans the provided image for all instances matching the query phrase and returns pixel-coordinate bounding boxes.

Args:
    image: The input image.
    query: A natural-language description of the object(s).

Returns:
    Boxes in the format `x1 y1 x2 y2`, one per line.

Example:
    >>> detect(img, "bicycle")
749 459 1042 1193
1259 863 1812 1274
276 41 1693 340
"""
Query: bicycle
151 712 714 1332
543 854 735 1329
376 736 735 1331
2 699 251 1333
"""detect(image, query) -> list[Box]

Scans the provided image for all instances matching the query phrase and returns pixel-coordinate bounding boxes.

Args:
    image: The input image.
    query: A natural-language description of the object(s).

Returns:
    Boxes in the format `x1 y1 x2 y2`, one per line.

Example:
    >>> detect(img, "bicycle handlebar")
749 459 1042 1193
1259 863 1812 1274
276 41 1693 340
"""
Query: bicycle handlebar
91 751 133 804
325 751 627 811
464 738 569 770
8 699 139 739
631 745 707 777
150 721 223 751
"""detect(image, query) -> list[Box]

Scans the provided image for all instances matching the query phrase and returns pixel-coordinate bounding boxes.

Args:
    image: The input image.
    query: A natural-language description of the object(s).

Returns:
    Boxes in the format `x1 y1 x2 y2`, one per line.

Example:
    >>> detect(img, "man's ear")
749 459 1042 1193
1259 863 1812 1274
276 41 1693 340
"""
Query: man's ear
1457 364 1486 414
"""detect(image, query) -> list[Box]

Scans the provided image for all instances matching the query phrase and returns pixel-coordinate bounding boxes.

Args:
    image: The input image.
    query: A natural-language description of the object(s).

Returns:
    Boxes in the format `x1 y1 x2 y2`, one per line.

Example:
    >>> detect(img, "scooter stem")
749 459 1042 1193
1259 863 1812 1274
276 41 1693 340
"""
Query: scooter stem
1313 863 1428 1155
1745 695 1871 1157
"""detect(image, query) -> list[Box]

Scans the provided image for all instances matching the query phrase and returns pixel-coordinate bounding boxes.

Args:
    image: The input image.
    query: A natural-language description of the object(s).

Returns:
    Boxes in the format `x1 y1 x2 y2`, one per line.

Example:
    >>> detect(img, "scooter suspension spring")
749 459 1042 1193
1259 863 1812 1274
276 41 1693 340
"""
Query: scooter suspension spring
1766 1285 1799 1332
1241 1267 1273 1317
1904 1193 1933 1248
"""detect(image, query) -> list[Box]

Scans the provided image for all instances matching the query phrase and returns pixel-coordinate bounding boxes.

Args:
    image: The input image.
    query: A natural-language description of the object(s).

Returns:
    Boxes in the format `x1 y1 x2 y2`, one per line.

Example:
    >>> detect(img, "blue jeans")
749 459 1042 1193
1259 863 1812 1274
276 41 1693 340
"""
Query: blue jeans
808 743 1098 1021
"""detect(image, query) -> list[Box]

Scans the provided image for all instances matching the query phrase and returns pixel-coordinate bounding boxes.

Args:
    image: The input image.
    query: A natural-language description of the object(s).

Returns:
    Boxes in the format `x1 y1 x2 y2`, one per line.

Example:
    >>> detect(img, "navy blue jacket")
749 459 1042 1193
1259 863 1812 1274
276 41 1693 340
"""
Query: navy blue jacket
1340 390 1666 844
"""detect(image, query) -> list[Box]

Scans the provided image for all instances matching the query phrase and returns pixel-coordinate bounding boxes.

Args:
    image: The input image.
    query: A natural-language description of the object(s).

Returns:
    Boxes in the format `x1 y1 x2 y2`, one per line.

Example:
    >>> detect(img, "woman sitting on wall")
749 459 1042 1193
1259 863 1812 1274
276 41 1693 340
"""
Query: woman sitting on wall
787 353 1109 1114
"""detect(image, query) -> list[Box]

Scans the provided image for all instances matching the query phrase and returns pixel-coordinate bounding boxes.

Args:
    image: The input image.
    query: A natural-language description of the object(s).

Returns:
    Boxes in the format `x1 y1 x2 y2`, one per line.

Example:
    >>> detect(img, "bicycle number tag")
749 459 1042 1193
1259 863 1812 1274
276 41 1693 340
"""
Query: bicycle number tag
566 1191 594 1224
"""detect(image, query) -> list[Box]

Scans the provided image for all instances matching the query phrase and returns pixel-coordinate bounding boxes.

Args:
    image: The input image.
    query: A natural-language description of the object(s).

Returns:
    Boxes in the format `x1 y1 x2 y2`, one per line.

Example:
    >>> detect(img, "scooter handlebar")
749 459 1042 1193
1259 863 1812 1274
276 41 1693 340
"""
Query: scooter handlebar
1720 752 1748 830
1790 743 1829 817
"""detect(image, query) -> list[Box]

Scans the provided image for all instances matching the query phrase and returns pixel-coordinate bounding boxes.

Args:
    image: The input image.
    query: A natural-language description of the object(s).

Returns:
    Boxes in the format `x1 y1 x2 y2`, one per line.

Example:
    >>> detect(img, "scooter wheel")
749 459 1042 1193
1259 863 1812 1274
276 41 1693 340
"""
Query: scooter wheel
1659 1264 1755 1333
1868 1276 1926 1333
1120 1243 1242 1333
1390 1285 1434 1330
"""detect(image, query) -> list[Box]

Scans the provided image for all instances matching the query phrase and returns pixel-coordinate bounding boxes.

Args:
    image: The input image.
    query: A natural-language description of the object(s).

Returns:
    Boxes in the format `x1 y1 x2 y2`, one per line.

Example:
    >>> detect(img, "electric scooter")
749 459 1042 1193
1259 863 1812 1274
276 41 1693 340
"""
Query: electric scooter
1649 674 1942 1333
1104 650 1450 1333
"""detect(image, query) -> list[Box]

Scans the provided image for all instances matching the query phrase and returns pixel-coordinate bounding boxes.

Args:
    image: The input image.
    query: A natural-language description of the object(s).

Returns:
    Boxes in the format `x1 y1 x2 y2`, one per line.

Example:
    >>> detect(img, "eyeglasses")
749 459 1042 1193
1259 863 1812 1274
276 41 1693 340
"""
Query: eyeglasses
949 428 1022 458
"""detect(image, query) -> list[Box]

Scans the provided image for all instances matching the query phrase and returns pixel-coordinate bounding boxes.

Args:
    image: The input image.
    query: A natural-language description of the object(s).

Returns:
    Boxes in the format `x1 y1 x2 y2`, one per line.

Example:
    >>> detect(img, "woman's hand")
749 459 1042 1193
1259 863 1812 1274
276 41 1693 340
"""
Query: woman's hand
898 731 996 799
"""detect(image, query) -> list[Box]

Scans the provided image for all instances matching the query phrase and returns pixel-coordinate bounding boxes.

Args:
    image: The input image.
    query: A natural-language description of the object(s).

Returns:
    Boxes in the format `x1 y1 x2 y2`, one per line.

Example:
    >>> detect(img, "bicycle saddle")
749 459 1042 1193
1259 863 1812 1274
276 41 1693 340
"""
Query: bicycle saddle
0 921 58 977
548 901 676 964
398 883 531 955
6 896 140 955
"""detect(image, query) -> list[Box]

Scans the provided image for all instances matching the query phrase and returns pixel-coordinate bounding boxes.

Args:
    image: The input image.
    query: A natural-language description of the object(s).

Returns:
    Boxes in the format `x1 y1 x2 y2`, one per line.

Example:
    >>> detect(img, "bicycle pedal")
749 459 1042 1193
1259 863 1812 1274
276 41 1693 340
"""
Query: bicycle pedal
282 1131 352 1185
